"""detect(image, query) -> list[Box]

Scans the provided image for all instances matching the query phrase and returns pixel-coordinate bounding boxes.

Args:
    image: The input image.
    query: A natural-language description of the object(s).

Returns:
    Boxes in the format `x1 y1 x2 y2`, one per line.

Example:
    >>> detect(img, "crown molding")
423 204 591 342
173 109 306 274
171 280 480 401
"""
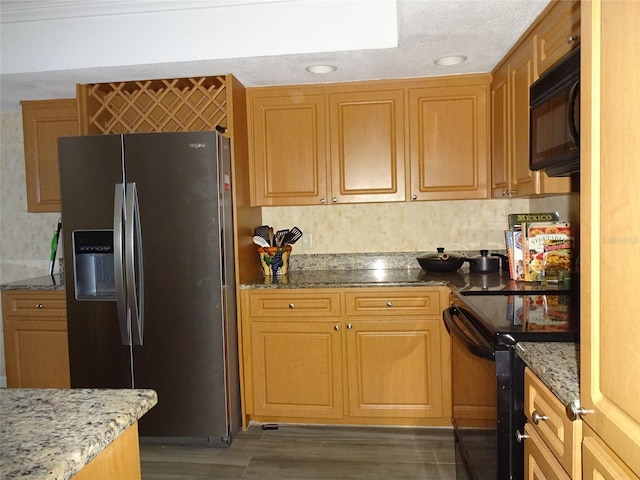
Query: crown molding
0 0 281 23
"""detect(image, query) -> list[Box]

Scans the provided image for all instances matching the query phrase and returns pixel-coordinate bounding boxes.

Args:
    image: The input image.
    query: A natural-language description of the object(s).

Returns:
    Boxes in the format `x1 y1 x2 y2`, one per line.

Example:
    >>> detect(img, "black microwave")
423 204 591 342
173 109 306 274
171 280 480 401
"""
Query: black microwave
530 46 580 177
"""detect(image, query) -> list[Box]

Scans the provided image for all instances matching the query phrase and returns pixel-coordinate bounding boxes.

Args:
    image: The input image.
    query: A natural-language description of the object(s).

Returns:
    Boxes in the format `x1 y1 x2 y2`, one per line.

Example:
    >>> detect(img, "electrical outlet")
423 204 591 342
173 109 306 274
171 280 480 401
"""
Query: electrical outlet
302 233 313 249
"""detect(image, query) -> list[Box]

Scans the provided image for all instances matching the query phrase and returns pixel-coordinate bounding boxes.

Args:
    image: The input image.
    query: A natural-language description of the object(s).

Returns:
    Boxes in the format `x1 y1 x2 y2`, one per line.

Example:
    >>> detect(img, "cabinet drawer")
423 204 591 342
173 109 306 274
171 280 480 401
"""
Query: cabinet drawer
524 368 581 479
524 423 571 480
2 291 67 317
248 291 341 318
345 288 441 317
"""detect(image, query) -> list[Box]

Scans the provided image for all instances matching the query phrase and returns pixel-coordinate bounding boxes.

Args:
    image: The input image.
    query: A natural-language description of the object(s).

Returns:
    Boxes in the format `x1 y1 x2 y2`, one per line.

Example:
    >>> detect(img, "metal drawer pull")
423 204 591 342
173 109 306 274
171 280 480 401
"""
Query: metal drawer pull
288 303 295 309
386 301 393 307
566 400 593 421
515 430 530 443
36 304 43 309
532 411 548 424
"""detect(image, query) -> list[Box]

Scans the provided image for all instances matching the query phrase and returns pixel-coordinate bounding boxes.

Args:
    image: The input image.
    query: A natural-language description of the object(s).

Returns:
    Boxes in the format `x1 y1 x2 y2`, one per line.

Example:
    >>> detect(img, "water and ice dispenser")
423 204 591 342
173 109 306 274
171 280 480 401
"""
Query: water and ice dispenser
73 230 116 300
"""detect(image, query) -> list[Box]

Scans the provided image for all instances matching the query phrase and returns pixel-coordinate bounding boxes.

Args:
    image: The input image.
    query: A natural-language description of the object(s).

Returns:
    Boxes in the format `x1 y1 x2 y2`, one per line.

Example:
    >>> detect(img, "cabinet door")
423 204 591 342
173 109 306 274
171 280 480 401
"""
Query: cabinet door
2 290 70 388
409 84 489 200
581 1 640 477
582 425 640 480
248 94 328 205
535 0 581 76
523 423 571 480
491 64 511 198
345 319 445 419
328 89 405 203
21 99 78 212
508 43 539 197
250 321 343 419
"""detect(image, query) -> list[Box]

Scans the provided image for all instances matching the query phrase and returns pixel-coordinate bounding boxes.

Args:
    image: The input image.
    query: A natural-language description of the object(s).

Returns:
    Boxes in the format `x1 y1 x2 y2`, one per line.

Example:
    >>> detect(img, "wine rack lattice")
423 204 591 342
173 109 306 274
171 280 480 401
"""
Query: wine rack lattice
78 76 228 134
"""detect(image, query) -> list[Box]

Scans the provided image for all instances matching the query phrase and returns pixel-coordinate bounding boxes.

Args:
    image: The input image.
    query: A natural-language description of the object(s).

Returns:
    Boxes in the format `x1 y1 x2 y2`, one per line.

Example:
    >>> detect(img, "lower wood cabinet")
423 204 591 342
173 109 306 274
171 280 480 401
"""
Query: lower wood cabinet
239 287 451 427
345 318 446 419
524 423 571 480
523 368 581 479
250 320 344 419
73 423 142 480
1 290 70 388
582 424 640 480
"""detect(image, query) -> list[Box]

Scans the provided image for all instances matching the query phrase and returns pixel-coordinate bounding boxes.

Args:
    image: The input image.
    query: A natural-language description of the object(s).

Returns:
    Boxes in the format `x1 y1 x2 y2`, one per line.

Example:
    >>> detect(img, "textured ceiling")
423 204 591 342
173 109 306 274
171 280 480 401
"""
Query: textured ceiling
0 0 552 112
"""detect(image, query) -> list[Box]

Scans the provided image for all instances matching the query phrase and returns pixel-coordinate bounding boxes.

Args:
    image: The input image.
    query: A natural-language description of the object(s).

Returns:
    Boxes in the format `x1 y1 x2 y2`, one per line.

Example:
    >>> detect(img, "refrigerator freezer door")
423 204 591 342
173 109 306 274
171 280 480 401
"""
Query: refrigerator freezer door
59 135 134 388
122 132 231 443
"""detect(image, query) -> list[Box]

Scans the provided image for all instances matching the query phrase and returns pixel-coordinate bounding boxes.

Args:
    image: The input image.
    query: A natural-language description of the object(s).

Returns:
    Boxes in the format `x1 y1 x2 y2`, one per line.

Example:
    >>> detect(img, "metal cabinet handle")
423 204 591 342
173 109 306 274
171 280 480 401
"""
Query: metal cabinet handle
334 325 340 331
532 410 548 424
566 400 593 421
515 429 530 443
386 301 393 307
36 303 43 309
346 323 353 329
567 35 578 44
332 197 337 203
320 198 326 204
288 303 295 309
411 194 417 201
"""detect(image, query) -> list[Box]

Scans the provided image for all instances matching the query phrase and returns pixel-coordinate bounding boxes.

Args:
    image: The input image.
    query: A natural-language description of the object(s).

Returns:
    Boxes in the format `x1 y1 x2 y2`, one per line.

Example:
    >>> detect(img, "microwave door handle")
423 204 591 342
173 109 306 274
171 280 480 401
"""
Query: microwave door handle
443 306 495 360
568 79 580 146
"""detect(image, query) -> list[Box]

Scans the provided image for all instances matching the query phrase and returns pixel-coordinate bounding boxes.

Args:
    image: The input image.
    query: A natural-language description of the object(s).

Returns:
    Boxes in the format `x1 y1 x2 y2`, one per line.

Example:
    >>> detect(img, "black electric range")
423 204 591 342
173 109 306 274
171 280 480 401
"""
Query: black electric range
444 284 579 480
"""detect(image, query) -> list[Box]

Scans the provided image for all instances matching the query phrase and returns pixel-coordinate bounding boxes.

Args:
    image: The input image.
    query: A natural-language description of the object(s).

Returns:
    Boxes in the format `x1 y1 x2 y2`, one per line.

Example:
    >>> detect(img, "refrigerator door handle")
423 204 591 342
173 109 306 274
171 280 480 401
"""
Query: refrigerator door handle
125 182 145 346
113 183 131 345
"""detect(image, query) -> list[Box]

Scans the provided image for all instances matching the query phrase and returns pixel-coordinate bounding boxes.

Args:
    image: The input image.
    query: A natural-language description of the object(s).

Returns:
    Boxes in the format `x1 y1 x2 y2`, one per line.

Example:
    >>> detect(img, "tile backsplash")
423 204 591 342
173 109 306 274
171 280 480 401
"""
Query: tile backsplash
261 194 578 255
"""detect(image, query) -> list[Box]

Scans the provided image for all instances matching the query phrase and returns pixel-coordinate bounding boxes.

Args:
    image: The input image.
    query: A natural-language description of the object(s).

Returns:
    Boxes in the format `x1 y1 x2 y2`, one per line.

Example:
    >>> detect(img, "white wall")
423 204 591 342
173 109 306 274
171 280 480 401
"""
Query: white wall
1 0 396 74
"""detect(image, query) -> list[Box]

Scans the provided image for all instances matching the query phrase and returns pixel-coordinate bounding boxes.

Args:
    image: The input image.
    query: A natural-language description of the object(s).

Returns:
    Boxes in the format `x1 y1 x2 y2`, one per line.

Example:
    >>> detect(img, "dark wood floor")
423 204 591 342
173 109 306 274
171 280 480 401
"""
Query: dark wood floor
140 424 456 480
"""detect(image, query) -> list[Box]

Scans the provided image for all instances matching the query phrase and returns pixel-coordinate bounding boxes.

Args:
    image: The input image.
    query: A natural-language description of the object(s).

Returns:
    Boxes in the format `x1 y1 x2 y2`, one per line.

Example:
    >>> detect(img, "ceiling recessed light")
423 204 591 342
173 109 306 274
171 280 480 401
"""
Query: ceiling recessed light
434 55 468 66
305 64 338 74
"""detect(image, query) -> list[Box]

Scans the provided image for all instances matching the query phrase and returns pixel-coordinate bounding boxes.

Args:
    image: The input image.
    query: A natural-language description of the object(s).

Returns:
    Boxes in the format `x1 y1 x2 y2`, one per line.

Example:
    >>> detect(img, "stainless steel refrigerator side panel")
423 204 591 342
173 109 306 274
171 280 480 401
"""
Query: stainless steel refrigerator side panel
59 135 133 389
218 136 242 441
122 132 234 444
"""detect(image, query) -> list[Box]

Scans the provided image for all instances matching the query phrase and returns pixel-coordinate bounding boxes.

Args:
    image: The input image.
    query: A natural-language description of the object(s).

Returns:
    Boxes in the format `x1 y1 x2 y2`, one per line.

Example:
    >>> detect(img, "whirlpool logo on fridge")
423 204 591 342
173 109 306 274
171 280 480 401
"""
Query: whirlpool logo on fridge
189 143 207 149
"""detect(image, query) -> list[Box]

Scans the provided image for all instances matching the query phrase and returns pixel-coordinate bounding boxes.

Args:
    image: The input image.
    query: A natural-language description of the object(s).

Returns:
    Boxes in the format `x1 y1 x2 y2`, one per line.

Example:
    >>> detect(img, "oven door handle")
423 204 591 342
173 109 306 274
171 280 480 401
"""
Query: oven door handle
443 306 495 361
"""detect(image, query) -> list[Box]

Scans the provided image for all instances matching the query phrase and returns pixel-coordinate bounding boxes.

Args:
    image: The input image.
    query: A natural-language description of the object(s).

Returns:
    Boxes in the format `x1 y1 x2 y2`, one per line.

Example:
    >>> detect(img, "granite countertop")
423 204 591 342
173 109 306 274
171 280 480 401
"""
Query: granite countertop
0 388 157 480
516 342 580 408
0 274 65 291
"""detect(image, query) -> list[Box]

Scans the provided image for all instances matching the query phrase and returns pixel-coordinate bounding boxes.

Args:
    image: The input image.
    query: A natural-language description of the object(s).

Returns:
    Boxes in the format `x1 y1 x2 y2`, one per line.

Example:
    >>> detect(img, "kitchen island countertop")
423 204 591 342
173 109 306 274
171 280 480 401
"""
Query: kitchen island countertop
0 388 157 479
516 341 580 408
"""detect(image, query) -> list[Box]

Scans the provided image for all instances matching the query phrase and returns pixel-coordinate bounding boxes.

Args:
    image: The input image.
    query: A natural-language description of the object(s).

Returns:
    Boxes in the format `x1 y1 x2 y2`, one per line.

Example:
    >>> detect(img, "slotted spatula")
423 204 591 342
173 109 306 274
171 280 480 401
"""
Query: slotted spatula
283 227 303 245
275 229 289 247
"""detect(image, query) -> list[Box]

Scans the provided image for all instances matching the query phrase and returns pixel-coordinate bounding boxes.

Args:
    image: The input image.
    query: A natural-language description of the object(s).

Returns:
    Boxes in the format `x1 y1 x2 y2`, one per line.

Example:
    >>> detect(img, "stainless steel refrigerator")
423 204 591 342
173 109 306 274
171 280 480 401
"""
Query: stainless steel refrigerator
58 131 240 446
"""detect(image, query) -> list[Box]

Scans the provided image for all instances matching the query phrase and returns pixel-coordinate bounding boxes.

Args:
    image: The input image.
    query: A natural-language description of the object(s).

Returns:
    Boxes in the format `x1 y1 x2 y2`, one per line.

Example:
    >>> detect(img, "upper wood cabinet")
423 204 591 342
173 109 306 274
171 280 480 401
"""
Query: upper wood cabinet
490 0 575 199
409 82 489 201
248 92 328 206
246 75 490 206
580 1 640 478
1 290 70 388
533 0 581 76
328 89 405 204
21 99 78 212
